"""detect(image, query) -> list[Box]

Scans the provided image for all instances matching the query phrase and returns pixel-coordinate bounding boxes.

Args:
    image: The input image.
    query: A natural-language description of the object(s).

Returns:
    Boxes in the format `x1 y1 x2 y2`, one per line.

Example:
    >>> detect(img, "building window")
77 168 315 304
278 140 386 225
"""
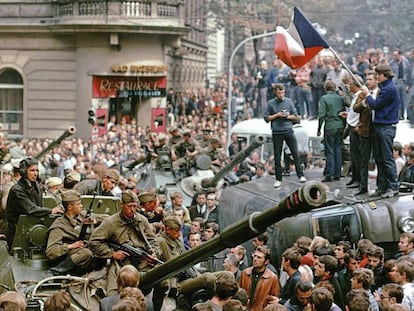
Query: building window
0 69 24 137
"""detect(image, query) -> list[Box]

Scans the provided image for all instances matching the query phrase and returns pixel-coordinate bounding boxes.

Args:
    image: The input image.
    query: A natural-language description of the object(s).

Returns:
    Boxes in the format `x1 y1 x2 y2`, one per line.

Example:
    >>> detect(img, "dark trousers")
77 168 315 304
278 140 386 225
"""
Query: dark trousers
272 131 303 181
372 125 398 191
349 127 361 182
311 87 325 118
324 129 343 178
356 135 372 190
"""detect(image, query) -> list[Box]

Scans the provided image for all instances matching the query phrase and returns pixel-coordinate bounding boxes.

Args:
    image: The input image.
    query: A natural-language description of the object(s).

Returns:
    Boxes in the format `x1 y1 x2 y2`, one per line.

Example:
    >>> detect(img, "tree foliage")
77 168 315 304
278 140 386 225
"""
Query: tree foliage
206 0 414 64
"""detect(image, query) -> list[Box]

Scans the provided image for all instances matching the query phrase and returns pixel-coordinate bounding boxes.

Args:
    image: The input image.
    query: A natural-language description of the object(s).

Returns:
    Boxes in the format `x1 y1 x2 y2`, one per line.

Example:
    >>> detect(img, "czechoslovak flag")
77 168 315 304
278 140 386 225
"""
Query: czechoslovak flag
274 7 329 69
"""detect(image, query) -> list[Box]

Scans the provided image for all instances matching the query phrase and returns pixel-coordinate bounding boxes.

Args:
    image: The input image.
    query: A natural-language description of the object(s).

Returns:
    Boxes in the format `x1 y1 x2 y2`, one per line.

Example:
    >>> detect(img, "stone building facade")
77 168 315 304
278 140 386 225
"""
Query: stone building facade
0 0 206 139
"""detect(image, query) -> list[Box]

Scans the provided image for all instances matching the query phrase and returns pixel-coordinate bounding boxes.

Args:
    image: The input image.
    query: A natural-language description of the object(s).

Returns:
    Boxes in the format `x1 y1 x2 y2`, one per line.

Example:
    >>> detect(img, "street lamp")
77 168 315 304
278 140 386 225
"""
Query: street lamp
226 30 278 154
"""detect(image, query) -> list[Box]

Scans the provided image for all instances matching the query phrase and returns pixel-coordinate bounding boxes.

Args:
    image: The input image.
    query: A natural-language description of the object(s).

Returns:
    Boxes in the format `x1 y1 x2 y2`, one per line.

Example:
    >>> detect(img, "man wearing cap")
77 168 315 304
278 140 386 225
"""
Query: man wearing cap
202 135 225 173
200 127 213 148
64 170 81 190
46 190 94 275
75 168 120 197
153 215 186 311
89 190 160 296
168 126 181 149
153 133 172 170
171 129 200 180
6 157 63 249
46 176 63 205
138 190 164 223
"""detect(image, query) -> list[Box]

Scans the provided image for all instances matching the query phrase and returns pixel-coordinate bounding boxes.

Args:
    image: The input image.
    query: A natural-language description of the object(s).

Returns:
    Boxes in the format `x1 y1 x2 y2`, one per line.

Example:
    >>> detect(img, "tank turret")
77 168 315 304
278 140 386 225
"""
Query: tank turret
180 135 265 197
34 125 76 160
140 181 326 291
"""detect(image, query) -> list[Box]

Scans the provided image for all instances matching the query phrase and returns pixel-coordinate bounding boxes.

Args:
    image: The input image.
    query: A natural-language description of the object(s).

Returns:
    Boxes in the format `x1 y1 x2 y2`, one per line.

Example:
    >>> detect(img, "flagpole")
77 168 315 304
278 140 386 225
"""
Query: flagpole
328 47 364 87
226 30 278 156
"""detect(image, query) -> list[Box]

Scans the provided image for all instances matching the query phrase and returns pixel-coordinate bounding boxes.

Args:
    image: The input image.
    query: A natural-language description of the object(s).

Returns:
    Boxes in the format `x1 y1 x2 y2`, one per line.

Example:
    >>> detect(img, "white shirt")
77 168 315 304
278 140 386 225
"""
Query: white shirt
347 90 361 127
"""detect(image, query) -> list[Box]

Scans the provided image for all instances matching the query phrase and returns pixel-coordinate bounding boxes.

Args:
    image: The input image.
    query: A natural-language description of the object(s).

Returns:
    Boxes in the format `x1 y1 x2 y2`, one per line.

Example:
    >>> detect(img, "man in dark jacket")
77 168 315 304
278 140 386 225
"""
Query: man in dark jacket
6 157 62 249
362 63 400 198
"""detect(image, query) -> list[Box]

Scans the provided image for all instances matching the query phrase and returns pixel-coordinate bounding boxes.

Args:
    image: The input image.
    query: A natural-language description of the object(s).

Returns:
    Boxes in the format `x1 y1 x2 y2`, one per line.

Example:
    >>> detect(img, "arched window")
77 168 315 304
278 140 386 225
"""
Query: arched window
0 68 23 137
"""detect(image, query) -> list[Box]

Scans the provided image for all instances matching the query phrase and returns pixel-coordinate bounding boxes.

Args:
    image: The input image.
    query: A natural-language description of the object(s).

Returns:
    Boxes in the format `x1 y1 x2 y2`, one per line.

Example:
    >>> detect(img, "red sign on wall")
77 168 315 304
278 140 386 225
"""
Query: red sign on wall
151 108 167 134
92 76 167 98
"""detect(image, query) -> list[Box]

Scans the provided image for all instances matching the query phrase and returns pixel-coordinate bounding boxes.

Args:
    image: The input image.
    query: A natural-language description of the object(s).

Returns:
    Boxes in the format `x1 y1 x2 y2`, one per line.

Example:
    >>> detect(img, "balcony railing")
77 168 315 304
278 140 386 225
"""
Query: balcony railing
56 1 181 19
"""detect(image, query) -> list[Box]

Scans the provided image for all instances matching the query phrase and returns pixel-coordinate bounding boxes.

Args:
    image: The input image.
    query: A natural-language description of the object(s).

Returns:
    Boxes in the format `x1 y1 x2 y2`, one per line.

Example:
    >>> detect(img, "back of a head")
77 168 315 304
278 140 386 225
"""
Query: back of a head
215 276 239 301
117 265 140 291
263 303 288 311
0 291 26 311
223 299 244 311
44 291 71 311
346 289 369 311
310 287 333 311
112 297 143 311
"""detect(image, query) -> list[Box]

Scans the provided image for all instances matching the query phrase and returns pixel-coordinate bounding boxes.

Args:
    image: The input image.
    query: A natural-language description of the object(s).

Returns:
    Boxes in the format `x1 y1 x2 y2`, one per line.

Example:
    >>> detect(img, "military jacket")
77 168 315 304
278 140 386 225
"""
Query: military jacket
46 214 83 260
156 232 185 262
89 212 159 268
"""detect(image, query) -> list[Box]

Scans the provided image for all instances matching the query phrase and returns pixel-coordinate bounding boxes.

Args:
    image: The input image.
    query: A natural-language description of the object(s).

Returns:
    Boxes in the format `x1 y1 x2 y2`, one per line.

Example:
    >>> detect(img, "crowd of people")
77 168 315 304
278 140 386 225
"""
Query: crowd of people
0 46 414 311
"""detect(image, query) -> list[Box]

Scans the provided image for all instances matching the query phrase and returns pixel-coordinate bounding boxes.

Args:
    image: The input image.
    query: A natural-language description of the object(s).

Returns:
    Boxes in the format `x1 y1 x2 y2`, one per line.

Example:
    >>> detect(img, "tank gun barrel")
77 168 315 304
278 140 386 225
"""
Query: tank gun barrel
209 135 265 187
35 126 76 160
140 181 326 291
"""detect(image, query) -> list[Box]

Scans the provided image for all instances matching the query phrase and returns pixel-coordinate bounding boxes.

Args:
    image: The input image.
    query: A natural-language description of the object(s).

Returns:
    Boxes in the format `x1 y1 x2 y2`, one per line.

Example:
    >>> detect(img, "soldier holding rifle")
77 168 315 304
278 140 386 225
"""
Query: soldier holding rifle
46 190 95 276
89 190 160 296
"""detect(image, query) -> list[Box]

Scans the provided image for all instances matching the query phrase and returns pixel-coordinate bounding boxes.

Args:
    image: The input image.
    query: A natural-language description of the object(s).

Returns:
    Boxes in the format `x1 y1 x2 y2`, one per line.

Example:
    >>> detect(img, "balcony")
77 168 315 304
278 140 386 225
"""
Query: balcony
0 1 187 35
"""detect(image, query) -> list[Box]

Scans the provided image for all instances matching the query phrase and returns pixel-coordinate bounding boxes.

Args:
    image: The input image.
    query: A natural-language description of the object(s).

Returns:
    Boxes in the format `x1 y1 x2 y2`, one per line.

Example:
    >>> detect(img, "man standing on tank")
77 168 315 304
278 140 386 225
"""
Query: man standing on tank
361 63 400 198
264 83 307 188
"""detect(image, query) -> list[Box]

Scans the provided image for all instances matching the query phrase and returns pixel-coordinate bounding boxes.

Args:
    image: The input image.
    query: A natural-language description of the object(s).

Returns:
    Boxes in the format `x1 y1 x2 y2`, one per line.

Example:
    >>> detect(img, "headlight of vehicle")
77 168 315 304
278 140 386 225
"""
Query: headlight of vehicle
399 217 414 233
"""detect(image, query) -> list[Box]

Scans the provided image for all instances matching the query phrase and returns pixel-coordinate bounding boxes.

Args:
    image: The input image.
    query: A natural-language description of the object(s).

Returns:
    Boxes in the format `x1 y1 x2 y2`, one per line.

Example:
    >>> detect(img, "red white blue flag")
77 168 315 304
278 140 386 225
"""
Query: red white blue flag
274 7 329 69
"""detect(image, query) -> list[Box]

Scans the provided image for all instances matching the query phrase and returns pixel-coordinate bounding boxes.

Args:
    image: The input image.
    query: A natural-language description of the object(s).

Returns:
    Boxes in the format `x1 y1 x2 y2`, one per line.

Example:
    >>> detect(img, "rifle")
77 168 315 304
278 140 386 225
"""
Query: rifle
108 242 199 280
78 192 96 241
108 242 163 266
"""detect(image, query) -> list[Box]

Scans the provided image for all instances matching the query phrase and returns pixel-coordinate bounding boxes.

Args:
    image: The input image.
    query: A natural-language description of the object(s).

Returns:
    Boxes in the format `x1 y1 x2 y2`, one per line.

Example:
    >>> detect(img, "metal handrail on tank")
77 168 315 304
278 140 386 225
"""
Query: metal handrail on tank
209 135 265 188
34 125 76 160
140 181 326 291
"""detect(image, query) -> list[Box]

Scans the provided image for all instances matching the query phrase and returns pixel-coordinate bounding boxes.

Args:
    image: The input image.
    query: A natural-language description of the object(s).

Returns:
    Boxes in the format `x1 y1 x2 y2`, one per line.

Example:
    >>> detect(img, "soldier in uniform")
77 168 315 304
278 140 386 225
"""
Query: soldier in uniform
138 190 164 224
153 215 186 311
6 158 63 249
75 168 120 196
46 190 94 275
199 127 213 148
202 135 225 173
171 129 200 180
45 176 63 206
89 190 160 296
168 126 182 149
152 133 171 170
63 170 81 190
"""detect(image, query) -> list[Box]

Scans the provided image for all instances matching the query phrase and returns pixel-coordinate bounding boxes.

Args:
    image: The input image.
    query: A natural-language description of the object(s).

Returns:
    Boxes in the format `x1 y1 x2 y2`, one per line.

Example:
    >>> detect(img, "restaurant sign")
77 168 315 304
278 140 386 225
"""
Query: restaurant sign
93 76 166 98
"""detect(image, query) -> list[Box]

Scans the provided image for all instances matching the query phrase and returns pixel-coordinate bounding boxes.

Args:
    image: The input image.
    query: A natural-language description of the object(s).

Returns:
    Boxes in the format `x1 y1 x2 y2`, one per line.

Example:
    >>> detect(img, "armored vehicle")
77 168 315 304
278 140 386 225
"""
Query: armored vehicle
0 181 326 309
218 167 414 266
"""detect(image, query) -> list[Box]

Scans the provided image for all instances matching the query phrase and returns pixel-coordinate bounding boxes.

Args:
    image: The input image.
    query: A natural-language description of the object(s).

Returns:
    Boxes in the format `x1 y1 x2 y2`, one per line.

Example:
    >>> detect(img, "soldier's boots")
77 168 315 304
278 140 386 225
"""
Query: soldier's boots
48 256 76 276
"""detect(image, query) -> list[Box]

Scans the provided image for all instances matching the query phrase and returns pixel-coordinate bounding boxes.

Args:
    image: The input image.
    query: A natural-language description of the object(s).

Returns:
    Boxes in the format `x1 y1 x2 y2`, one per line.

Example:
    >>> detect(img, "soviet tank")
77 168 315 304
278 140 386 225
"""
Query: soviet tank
217 166 414 266
0 181 326 309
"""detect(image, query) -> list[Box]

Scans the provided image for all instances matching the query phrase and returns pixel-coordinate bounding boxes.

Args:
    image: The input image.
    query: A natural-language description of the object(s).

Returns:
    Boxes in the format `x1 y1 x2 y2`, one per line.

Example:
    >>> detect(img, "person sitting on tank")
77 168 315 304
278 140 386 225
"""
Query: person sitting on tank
171 128 201 181
45 176 63 206
74 168 120 197
6 157 63 250
89 190 160 296
201 135 226 174
153 215 186 311
63 170 81 190
152 133 172 170
45 189 96 276
138 190 164 224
